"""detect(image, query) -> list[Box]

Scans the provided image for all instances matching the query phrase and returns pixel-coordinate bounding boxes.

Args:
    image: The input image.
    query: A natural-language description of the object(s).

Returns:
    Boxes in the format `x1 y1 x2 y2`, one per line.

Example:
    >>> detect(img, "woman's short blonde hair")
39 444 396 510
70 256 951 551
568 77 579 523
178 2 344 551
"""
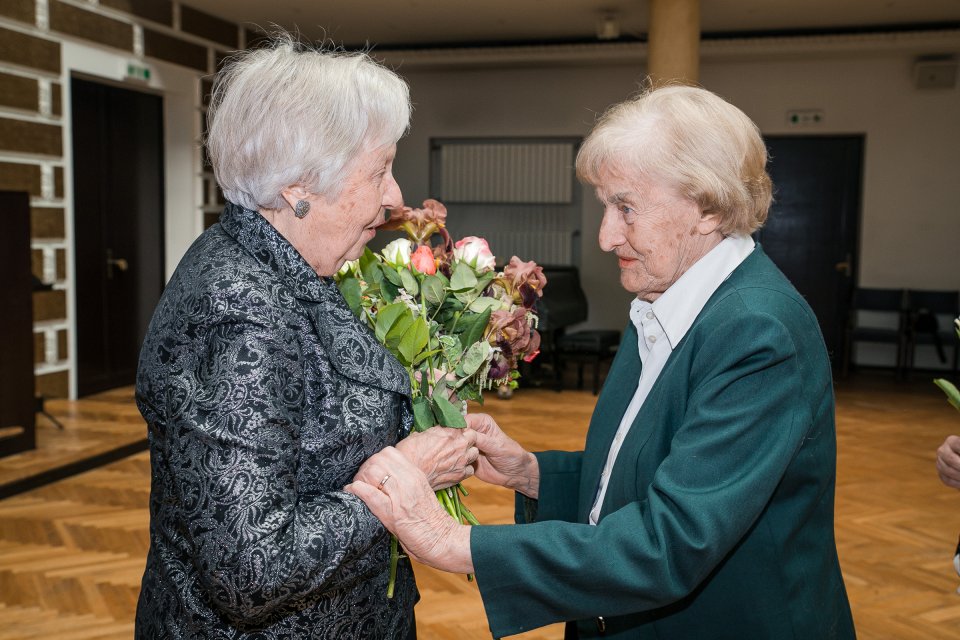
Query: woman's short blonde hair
207 33 412 211
576 84 772 235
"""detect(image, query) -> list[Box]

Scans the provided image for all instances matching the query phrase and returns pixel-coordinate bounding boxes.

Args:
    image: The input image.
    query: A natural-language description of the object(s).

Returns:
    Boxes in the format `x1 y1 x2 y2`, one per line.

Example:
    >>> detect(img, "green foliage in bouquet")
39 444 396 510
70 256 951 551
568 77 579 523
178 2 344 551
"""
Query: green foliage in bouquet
334 199 545 596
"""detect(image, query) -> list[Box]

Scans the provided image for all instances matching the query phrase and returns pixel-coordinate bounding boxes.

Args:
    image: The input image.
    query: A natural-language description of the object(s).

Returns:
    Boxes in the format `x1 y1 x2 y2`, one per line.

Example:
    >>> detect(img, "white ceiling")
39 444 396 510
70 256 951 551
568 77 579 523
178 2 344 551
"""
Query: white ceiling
183 0 960 48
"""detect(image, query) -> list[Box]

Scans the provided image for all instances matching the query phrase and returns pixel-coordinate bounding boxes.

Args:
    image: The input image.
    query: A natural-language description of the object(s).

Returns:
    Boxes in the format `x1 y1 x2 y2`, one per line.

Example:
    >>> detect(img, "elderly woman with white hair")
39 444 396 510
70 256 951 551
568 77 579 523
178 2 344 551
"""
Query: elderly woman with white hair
134 36 478 639
350 85 857 639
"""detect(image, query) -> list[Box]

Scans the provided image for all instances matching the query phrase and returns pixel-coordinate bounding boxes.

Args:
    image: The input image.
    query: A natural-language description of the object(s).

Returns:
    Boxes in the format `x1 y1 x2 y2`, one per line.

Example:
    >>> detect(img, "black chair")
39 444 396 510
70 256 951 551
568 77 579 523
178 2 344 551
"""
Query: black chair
841 287 908 378
537 266 619 395
556 329 620 395
904 289 959 375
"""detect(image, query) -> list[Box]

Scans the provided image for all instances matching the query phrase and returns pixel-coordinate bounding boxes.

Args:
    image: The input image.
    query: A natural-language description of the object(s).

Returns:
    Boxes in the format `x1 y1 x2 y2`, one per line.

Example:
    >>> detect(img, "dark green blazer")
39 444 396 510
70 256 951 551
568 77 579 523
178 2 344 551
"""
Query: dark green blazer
471 247 855 639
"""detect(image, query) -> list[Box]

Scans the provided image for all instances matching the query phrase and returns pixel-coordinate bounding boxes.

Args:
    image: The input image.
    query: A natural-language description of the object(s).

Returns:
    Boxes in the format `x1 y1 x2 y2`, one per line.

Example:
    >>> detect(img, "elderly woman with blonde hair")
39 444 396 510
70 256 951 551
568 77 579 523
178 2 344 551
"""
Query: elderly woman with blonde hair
134 35 478 639
350 85 856 639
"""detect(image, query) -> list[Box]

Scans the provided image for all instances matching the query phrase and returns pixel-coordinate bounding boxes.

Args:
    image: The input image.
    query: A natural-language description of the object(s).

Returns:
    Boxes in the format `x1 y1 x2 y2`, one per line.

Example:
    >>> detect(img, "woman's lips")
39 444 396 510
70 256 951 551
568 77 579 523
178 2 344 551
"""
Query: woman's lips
618 257 636 268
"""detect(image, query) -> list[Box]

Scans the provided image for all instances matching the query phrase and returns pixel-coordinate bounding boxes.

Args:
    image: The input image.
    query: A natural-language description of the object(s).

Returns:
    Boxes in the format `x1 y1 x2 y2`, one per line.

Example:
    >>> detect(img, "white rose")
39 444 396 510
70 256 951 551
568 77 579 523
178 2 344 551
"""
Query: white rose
337 258 359 277
381 238 413 267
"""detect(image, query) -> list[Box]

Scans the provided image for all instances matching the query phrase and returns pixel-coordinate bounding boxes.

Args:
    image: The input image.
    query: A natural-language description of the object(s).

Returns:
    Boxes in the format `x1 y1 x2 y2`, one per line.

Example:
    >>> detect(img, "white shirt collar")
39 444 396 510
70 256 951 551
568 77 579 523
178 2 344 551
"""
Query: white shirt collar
631 235 754 350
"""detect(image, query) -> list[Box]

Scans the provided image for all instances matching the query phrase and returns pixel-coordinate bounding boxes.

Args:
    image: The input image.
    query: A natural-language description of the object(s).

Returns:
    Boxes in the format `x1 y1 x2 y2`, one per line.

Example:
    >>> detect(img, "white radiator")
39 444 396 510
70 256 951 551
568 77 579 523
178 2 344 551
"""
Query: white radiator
439 142 574 203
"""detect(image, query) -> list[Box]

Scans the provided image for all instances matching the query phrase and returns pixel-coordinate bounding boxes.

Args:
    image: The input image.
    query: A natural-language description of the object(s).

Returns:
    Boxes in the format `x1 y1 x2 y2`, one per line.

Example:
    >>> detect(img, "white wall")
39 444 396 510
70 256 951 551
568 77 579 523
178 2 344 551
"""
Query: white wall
703 54 960 292
394 64 644 329
393 43 960 370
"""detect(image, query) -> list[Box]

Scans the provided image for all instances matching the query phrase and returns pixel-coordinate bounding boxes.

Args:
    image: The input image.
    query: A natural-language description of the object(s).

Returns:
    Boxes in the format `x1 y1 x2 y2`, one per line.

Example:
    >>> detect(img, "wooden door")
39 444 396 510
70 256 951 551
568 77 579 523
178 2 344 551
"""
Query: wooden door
758 136 863 366
71 77 165 397
0 191 36 456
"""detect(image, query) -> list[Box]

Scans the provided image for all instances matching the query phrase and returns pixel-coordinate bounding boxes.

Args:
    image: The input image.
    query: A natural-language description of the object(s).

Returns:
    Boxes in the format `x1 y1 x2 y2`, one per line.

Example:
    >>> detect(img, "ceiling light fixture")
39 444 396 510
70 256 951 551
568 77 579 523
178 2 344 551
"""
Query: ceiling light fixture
596 12 620 41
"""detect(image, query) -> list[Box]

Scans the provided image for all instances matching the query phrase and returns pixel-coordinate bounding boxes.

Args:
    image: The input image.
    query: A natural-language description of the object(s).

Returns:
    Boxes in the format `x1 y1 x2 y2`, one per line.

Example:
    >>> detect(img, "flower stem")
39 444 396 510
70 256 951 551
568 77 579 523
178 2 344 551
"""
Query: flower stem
387 534 399 599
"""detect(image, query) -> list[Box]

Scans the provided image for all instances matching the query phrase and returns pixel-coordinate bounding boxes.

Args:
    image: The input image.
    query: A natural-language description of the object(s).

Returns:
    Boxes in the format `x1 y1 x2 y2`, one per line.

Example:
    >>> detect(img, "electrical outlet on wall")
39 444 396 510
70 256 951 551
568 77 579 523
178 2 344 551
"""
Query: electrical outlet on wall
786 109 825 126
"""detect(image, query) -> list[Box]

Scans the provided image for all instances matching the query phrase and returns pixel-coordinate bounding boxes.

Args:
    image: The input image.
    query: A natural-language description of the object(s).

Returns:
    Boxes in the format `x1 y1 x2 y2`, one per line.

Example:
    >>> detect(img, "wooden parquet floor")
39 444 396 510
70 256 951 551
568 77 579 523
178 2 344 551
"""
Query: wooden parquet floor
0 375 959 638
0 388 146 488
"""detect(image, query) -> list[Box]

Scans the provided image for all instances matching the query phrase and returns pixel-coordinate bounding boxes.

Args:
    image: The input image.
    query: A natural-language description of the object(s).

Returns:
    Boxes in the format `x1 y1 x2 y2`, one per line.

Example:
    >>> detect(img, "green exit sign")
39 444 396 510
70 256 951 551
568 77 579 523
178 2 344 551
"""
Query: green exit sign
126 63 151 82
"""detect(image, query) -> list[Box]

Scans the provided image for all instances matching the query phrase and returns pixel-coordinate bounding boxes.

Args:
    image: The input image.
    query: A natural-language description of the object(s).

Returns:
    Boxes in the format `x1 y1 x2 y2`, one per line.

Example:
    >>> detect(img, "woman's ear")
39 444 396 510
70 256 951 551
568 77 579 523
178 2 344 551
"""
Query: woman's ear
697 210 722 235
280 185 310 212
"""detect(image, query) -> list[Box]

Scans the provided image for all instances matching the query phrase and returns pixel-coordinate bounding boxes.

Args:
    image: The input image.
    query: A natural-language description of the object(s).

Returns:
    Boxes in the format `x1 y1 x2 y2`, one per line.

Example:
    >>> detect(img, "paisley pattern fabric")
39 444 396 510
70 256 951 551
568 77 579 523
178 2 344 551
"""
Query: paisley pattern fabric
134 202 417 639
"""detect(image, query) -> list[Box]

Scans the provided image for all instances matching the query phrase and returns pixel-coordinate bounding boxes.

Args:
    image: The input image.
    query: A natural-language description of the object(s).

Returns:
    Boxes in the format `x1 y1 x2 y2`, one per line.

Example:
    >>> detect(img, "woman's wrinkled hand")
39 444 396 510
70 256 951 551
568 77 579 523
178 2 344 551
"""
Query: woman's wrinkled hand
346 448 473 574
937 435 960 489
394 427 479 490
467 413 540 498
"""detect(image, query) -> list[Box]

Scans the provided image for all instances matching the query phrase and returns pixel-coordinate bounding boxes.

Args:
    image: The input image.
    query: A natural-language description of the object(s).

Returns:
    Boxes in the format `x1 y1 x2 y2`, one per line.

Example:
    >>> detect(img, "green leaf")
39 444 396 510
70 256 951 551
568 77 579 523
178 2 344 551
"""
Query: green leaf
427 373 451 405
453 290 476 305
412 396 437 432
398 316 430 364
422 275 446 306
360 249 384 285
382 267 403 287
379 278 398 303
432 393 467 428
476 271 496 290
412 348 441 366
935 378 960 412
438 334 461 353
458 308 492 352
450 262 478 292
385 311 415 351
444 298 465 314
468 296 502 314
399 267 419 296
459 340 490 377
375 302 409 343
338 277 362 316
456 385 482 403
359 246 378 272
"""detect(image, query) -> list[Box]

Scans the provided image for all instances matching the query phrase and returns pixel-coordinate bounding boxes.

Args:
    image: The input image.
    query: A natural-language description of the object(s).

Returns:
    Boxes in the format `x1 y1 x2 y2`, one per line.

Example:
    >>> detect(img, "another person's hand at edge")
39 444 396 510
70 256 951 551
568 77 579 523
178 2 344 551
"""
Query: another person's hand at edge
937 435 960 489
467 413 540 499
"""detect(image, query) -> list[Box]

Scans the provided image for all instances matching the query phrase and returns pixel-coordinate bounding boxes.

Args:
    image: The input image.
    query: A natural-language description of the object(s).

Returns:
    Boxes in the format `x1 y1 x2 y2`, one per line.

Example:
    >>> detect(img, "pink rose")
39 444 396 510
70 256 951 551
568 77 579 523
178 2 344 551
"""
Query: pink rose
410 245 437 275
453 236 496 272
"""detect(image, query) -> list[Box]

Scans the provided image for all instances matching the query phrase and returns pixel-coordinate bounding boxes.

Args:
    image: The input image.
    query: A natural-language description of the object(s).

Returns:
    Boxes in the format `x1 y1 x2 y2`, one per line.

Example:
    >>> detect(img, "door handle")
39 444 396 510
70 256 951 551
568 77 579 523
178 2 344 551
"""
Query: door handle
106 248 129 279
834 253 852 277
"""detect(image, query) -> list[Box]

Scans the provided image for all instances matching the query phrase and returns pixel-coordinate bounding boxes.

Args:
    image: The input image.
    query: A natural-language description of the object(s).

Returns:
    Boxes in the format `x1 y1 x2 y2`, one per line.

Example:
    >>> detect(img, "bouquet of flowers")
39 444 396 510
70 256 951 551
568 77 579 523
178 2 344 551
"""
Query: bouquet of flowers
335 198 545 595
934 317 960 411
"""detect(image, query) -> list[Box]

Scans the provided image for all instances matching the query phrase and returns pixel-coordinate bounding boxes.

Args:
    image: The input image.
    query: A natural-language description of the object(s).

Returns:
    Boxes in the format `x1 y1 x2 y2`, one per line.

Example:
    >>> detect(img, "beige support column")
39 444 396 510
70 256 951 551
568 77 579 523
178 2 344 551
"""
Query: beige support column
647 0 700 85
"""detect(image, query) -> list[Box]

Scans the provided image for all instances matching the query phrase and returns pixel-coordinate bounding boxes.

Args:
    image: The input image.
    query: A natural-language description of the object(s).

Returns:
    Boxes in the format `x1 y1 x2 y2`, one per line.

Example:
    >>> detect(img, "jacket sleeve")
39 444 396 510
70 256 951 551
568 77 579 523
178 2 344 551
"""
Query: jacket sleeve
155 311 389 623
472 309 817 638
514 450 583 524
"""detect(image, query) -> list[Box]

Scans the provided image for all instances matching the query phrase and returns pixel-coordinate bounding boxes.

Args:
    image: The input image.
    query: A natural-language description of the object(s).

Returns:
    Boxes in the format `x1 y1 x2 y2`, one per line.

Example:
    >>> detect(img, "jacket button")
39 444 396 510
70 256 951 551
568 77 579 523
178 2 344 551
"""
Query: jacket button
596 616 606 633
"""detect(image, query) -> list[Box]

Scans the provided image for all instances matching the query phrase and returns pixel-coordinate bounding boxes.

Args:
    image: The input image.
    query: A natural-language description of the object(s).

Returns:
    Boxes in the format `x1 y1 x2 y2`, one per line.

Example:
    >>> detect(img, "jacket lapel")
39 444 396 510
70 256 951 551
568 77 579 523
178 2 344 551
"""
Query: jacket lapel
218 202 410 396
578 322 642 522
586 244 772 519
304 293 410 396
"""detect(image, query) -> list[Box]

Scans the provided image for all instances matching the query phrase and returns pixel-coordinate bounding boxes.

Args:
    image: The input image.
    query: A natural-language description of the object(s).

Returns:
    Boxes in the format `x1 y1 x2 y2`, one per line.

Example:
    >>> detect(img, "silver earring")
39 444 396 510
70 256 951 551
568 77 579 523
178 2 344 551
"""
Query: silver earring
294 199 310 219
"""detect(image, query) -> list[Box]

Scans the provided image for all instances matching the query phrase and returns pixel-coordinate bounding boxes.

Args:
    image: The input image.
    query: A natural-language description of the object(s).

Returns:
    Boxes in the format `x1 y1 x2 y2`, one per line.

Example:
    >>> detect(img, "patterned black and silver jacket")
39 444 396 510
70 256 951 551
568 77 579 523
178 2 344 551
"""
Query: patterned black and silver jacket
134 202 417 639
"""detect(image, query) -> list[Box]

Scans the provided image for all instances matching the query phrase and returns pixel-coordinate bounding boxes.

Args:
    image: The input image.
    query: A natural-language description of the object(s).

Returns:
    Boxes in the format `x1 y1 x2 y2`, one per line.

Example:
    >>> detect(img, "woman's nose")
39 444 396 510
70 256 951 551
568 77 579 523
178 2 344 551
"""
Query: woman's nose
383 174 403 210
598 210 623 253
